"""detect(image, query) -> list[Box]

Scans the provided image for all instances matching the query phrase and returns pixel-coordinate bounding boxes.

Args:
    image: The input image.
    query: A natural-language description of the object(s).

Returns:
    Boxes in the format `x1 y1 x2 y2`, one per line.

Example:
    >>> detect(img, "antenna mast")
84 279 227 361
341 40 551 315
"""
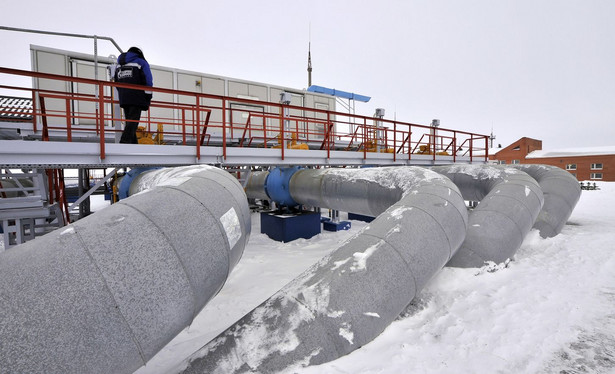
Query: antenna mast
490 128 496 148
307 24 312 87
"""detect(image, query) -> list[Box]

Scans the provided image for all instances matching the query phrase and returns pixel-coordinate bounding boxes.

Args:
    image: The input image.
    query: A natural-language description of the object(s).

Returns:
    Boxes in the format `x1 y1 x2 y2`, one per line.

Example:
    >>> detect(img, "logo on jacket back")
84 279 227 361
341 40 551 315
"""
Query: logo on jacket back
117 69 133 79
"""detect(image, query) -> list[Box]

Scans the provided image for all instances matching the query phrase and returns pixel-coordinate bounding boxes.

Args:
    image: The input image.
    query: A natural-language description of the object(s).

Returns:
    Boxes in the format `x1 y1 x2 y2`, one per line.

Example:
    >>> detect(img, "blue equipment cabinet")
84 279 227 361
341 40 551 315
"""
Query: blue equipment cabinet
260 210 321 242
348 212 375 222
323 219 351 232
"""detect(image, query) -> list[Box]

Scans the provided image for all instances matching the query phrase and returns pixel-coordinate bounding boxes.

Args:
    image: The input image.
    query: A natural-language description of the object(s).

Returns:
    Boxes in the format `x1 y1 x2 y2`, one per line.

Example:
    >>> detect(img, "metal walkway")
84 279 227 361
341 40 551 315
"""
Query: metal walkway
0 67 489 169
0 139 481 169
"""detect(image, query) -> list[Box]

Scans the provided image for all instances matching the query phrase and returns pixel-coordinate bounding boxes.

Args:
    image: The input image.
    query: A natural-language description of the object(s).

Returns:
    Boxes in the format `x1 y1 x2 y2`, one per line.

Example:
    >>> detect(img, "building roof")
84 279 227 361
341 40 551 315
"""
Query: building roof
0 96 33 121
527 146 615 158
307 85 371 102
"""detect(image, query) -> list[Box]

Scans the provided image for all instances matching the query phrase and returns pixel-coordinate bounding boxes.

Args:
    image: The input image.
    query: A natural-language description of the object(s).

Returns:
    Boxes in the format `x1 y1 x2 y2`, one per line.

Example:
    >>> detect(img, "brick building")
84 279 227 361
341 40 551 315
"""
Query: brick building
490 137 615 182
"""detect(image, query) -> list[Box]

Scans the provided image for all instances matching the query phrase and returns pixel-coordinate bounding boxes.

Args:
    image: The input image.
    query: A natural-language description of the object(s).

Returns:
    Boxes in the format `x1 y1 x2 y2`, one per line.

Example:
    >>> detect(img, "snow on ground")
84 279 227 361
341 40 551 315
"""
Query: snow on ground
130 181 615 374
299 186 615 374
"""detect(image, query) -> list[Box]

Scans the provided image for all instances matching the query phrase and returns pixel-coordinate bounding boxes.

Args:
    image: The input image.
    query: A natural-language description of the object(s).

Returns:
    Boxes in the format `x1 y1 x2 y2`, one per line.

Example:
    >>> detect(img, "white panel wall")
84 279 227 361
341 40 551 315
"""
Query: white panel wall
31 45 336 144
148 68 174 133
34 50 70 124
200 76 225 131
73 60 111 126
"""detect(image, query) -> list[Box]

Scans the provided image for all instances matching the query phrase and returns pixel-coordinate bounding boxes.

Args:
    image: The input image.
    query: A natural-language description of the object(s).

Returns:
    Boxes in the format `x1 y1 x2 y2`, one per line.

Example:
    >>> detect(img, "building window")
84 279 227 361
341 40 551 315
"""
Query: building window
591 163 603 170
590 173 603 180
498 160 506 165
566 164 577 170
511 160 520 164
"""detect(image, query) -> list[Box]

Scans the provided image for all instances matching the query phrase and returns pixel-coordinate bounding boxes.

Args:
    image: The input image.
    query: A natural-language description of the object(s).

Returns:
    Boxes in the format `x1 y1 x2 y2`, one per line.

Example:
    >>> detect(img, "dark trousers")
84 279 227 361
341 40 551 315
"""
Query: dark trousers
120 106 142 144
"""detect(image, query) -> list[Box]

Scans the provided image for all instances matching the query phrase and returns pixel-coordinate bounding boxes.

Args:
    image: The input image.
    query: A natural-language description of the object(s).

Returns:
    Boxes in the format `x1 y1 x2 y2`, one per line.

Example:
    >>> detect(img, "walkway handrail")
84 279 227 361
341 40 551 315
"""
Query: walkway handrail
0 26 123 53
0 66 490 164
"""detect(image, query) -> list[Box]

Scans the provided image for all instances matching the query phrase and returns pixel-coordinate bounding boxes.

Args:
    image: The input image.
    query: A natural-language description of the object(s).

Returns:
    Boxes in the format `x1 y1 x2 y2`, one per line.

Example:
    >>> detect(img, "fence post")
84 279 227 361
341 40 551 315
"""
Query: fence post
363 117 367 160
408 126 412 161
393 122 396 162
196 96 201 160
279 104 285 161
99 84 106 160
453 131 457 163
326 112 331 160
181 108 186 145
31 90 38 133
432 127 436 162
222 97 227 160
65 98 72 142
40 97 49 141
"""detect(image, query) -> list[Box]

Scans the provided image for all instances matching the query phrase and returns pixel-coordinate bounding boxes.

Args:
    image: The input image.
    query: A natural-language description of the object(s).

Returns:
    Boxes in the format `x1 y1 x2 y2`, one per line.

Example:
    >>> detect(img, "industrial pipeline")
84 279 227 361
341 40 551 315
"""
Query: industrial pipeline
0 164 581 373
181 164 580 373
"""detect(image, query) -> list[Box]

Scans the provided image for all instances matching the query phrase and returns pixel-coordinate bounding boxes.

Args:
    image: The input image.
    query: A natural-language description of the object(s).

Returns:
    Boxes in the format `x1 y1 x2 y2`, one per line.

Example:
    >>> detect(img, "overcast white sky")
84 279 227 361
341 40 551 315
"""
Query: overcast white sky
2 0 614 149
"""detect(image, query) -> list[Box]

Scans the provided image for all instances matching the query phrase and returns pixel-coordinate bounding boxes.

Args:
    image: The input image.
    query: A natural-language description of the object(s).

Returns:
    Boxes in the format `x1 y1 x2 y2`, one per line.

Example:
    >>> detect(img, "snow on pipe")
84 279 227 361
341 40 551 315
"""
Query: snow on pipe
510 164 581 238
181 166 468 373
0 165 251 374
431 165 544 268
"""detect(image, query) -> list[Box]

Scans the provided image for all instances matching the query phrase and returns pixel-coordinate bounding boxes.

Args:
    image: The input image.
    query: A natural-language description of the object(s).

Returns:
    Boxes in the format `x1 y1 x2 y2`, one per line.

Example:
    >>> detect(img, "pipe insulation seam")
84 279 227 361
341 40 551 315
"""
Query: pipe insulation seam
140 182 236 305
399 189 468 260
478 196 543 234
132 166 252 269
432 165 544 268
510 164 581 238
70 220 149 366
348 231 419 308
127 167 253 305
118 199 201 350
456 207 526 265
121 191 206 323
121 179 236 314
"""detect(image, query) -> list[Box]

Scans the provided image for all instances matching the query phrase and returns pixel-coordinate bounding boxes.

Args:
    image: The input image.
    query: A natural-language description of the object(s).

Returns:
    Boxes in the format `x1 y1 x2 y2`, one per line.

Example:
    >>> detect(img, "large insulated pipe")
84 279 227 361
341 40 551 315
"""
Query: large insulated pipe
432 164 544 268
511 164 581 238
181 166 468 373
0 165 250 374
244 169 269 201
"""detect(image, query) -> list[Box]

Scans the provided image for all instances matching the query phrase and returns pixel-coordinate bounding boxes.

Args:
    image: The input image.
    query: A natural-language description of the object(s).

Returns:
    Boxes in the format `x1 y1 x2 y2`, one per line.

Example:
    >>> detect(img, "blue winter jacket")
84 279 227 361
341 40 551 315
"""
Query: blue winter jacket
115 51 154 110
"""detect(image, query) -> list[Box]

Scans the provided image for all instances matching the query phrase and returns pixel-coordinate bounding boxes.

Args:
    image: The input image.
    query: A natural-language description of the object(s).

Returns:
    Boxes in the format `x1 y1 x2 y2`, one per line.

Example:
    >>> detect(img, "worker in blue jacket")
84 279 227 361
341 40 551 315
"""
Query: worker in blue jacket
115 47 153 144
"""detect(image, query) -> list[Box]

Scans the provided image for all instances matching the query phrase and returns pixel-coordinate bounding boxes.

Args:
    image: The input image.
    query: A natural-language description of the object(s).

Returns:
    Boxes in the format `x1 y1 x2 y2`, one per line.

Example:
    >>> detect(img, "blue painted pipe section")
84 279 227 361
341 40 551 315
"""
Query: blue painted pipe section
264 166 302 207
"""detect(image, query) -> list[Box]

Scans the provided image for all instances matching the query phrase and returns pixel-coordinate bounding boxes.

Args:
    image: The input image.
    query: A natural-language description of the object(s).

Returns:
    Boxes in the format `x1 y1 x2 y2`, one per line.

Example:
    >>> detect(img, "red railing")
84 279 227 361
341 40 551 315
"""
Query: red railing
0 66 489 163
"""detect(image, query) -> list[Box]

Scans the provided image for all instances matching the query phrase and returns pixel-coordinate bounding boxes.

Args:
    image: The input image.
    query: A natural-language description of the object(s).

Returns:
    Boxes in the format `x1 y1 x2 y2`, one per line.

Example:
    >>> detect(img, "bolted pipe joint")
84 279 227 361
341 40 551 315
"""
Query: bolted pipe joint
263 166 302 207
